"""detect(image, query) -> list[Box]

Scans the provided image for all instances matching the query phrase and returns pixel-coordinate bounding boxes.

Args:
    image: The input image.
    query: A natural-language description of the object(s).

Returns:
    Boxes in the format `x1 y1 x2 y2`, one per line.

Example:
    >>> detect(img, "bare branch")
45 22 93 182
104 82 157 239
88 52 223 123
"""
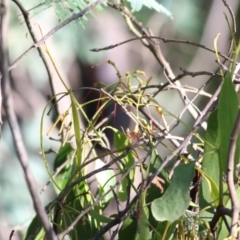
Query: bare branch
0 0 56 239
227 110 240 236
9 0 106 71
90 35 232 63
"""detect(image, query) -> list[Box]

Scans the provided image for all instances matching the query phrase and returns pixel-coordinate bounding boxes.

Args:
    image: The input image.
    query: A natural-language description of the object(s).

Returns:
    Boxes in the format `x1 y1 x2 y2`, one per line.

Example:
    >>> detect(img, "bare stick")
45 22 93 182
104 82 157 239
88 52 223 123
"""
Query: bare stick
9 0 106 71
227 110 240 237
0 0 56 239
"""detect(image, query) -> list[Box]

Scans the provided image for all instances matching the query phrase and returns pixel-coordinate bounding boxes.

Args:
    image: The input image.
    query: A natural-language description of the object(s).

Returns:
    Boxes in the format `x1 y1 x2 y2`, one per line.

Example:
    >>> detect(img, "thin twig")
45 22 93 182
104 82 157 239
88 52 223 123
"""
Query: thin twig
9 0 106 71
9 230 15 240
227 110 240 237
90 35 232 63
0 0 56 239
147 81 222 188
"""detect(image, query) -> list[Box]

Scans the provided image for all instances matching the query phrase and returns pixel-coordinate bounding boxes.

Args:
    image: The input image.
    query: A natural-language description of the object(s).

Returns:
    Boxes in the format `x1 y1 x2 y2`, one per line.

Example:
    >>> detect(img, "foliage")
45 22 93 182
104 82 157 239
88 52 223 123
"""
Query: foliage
3 0 240 240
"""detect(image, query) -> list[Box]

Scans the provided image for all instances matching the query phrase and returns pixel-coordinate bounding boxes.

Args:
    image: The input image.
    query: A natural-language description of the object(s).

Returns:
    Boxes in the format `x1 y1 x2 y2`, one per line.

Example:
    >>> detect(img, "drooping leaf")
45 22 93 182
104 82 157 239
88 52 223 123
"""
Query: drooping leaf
151 162 195 222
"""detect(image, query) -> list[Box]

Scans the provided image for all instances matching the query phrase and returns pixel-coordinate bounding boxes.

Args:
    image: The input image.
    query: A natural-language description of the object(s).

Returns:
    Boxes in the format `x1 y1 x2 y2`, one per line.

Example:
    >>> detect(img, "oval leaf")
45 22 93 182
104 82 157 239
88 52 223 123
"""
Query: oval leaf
151 162 195 222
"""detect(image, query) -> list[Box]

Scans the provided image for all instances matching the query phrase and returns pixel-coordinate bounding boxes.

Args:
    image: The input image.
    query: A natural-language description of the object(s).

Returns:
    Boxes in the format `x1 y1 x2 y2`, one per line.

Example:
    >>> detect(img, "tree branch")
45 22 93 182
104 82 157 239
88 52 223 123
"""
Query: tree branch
0 0 56 239
227 110 240 237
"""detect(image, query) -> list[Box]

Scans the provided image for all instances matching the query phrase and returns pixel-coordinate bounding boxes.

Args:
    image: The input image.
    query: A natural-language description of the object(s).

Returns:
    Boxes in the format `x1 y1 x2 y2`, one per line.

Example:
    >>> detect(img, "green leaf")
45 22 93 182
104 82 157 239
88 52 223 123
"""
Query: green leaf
53 143 74 171
148 149 168 180
125 0 173 19
218 72 238 172
118 177 129 202
113 129 135 201
129 0 143 11
151 162 195 222
23 215 44 240
143 0 173 19
119 217 137 239
136 192 151 240
54 188 99 239
89 209 111 223
95 159 116 203
155 221 177 240
200 110 220 220
71 98 82 166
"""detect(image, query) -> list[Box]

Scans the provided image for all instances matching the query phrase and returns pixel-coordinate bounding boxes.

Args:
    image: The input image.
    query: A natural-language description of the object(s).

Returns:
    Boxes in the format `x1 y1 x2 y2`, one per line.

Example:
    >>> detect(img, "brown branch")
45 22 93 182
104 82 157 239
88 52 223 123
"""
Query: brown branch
8 230 15 240
90 36 233 63
0 1 56 239
210 205 232 236
227 110 240 237
9 0 106 71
